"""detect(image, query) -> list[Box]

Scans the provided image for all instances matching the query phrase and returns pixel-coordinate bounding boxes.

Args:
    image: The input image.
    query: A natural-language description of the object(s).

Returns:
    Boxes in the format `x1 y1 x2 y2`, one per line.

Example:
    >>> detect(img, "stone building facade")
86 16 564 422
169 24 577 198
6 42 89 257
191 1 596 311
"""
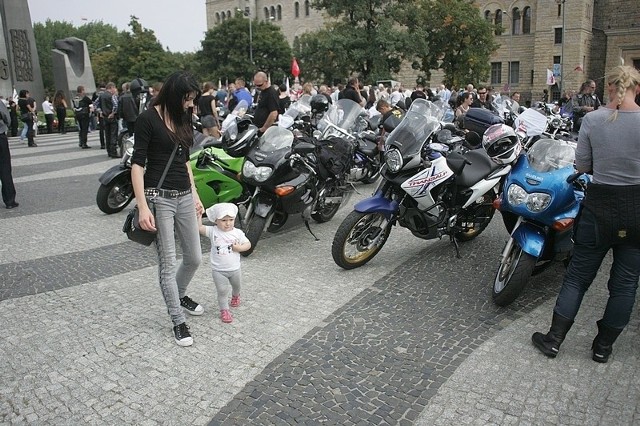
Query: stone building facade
206 0 640 103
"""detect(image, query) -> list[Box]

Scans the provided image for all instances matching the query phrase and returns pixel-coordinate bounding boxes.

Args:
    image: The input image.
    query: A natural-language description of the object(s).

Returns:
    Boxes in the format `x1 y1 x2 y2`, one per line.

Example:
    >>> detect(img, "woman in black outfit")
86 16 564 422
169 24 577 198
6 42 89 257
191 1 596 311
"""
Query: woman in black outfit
131 71 204 347
53 90 68 134
17 90 36 147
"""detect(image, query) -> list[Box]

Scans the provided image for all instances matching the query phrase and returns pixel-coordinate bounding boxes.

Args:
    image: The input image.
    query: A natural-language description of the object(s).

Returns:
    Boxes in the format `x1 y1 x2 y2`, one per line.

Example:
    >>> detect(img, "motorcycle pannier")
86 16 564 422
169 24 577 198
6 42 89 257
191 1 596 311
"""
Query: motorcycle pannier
314 137 354 180
463 108 504 136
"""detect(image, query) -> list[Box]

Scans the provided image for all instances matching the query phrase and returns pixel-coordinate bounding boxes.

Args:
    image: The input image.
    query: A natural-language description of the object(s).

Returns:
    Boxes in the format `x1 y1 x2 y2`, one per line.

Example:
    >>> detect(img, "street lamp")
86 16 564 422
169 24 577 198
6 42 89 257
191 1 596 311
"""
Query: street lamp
555 0 566 95
92 44 112 54
502 11 513 96
238 2 253 64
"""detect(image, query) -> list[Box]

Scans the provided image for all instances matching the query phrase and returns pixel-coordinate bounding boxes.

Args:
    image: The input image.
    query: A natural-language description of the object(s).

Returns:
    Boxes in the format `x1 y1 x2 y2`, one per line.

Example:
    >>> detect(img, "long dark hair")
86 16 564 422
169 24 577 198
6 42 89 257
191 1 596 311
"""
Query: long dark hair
53 90 66 108
153 71 201 146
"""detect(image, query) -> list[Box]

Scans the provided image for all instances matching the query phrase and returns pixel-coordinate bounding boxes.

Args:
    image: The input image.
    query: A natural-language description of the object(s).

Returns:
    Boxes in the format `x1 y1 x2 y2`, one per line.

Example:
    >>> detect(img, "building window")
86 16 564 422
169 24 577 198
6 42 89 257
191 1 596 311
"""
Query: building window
277 5 282 20
509 61 520 84
215 12 220 23
484 10 491 22
227 10 231 18
553 55 561 64
305 0 310 16
554 27 563 44
557 4 562 17
264 7 269 20
270 6 276 19
512 8 521 35
495 10 502 35
491 62 502 85
523 7 531 34
295 2 299 18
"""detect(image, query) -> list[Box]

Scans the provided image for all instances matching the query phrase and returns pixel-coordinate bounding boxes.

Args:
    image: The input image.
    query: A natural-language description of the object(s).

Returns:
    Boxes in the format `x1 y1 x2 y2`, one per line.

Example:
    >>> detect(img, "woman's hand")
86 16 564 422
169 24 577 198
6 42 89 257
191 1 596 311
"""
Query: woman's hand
193 193 204 216
138 206 156 232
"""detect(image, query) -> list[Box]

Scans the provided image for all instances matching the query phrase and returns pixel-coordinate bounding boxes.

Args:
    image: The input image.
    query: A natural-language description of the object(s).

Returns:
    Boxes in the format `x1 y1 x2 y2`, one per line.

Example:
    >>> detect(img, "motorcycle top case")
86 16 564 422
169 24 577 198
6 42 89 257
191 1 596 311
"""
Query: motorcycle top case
463 108 503 136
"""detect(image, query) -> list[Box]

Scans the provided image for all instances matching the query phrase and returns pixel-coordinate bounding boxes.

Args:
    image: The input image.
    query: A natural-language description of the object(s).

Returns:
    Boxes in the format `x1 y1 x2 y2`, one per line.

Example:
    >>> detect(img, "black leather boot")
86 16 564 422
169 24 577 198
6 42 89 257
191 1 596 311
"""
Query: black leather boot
591 320 623 363
532 312 574 358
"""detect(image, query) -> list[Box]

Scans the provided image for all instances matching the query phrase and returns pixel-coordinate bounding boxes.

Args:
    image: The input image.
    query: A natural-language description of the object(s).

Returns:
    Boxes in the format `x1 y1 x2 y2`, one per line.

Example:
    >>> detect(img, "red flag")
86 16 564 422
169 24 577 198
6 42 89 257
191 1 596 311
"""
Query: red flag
291 58 300 78
574 65 583 72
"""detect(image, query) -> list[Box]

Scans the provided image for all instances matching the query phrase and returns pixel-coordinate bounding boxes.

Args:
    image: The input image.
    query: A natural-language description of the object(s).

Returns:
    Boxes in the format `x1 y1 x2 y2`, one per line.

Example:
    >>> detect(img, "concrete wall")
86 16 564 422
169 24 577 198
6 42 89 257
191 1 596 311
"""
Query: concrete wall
52 37 96 104
0 0 44 103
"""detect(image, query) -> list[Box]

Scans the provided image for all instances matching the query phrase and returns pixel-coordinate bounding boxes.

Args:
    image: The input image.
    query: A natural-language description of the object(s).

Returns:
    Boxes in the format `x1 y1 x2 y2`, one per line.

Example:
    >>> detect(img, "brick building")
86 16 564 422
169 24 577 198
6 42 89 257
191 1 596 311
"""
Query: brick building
206 0 640 103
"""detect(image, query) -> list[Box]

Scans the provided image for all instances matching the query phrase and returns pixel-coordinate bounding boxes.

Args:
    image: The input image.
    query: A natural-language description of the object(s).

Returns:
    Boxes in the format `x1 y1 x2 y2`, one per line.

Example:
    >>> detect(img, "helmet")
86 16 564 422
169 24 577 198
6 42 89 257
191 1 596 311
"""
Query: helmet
130 77 148 97
221 118 258 157
482 124 521 164
310 94 329 113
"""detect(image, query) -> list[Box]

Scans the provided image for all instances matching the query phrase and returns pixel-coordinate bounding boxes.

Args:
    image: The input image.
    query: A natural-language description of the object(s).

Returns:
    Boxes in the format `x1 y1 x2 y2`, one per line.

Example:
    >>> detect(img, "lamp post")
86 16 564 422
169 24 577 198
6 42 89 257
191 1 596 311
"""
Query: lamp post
502 11 513 96
245 1 253 64
92 44 112 54
555 0 566 95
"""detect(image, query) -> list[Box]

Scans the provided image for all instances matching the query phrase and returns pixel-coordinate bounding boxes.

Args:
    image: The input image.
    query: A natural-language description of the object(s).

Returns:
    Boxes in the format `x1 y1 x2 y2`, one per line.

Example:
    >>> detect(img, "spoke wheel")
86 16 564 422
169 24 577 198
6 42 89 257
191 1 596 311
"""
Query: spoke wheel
331 211 391 270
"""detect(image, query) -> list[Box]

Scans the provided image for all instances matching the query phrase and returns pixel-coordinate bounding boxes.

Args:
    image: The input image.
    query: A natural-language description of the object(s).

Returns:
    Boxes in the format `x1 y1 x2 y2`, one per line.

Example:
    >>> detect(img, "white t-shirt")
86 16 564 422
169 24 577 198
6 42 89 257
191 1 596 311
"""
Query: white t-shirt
42 100 54 115
204 225 249 272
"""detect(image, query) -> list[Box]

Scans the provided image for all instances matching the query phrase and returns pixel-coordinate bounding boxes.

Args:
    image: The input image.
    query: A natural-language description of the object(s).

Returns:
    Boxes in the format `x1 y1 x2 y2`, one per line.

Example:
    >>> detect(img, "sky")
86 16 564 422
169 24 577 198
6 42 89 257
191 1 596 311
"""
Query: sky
27 0 208 53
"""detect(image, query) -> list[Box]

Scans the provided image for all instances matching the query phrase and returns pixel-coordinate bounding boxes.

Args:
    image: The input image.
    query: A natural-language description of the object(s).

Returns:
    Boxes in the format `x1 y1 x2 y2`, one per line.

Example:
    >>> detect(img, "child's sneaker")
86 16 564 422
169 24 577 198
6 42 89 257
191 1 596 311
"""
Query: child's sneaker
220 309 233 323
230 295 241 307
180 296 204 316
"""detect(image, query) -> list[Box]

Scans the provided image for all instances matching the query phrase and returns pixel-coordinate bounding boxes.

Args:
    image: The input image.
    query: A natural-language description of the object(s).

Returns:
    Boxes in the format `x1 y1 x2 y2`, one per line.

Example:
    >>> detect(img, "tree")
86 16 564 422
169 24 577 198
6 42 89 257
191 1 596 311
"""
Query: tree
196 13 292 85
302 0 408 84
33 20 77 93
397 0 499 88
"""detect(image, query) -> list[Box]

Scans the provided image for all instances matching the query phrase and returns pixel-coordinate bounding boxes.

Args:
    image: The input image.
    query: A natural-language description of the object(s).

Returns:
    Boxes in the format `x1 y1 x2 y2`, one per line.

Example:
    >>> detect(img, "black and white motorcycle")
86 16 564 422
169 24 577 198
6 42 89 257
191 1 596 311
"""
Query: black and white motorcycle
331 98 512 269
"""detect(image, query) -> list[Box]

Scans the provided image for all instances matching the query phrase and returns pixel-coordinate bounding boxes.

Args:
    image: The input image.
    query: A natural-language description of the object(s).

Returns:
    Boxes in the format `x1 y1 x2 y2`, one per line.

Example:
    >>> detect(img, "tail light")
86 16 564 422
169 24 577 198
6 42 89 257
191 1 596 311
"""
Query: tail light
492 197 502 210
552 218 574 231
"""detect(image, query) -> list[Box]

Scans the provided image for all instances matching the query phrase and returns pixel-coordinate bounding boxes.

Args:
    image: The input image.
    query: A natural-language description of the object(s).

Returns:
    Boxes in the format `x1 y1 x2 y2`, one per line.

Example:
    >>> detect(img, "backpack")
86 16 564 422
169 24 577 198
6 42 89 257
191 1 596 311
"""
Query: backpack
314 136 354 180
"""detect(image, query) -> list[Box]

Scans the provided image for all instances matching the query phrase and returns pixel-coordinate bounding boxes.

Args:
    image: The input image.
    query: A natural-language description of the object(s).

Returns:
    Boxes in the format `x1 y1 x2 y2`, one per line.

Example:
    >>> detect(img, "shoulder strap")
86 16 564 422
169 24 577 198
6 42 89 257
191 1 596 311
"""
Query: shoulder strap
156 143 179 189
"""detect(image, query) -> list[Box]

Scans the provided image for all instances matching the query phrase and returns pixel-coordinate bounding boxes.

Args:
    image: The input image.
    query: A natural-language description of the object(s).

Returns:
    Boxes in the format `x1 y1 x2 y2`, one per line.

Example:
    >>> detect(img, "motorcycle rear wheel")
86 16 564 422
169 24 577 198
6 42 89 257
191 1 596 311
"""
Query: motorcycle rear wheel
312 184 342 223
242 215 267 257
492 239 536 306
96 177 134 214
332 211 391 270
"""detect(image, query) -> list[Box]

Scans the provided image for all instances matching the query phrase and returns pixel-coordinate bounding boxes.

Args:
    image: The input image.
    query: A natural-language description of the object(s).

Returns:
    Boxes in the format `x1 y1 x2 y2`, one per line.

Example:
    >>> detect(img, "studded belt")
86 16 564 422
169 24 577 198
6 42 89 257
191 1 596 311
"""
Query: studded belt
144 188 192 199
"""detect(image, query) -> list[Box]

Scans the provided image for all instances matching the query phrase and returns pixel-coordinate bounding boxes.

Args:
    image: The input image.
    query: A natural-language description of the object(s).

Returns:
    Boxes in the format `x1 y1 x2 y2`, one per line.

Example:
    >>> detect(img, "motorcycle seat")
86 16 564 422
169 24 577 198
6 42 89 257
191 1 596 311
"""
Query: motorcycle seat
358 139 378 157
455 149 501 188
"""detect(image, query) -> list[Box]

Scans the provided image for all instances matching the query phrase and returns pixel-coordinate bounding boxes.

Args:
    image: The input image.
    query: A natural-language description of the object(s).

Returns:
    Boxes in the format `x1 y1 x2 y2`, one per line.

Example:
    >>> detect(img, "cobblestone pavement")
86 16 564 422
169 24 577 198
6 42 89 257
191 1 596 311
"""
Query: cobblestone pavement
1 134 638 425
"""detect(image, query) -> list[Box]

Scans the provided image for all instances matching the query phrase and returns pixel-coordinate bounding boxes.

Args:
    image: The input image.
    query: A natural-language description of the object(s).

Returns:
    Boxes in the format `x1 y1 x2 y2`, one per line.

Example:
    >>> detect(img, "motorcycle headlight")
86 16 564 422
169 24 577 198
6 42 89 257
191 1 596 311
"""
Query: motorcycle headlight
507 184 527 206
526 192 552 212
242 160 273 182
385 148 403 173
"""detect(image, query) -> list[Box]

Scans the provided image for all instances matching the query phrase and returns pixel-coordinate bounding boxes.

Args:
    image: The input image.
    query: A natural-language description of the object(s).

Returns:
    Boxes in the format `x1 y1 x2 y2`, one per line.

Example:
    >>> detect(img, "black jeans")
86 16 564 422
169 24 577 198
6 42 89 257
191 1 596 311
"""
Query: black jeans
24 115 35 145
554 208 640 329
56 107 66 133
45 114 54 133
104 118 118 154
0 133 17 206
78 115 90 146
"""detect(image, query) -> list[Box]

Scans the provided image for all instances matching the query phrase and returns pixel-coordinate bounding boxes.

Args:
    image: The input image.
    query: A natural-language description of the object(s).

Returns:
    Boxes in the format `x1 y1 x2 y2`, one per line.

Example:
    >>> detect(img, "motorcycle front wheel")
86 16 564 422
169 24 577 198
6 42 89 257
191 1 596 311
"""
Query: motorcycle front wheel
492 239 536 306
332 211 391 270
242 215 267 257
96 176 134 214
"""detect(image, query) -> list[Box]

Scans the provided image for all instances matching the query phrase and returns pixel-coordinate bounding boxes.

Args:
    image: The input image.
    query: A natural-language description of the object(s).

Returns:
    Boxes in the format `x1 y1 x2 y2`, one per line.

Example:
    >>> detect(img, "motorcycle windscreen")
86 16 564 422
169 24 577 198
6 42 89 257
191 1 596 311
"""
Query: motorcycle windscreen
514 108 547 137
526 138 576 173
385 98 442 159
318 99 364 134
256 126 295 154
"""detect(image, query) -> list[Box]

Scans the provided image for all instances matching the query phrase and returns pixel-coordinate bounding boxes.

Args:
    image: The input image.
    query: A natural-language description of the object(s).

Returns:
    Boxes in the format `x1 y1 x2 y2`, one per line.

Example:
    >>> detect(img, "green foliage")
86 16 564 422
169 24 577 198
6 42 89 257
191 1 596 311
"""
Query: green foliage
397 0 499 87
300 0 407 84
196 15 291 85
33 20 77 93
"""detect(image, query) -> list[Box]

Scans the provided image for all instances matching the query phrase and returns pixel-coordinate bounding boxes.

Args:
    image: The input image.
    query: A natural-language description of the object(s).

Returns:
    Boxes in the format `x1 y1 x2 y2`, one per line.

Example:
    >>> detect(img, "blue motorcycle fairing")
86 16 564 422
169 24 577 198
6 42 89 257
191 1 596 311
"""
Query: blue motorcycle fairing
98 164 130 185
354 190 399 219
511 221 546 258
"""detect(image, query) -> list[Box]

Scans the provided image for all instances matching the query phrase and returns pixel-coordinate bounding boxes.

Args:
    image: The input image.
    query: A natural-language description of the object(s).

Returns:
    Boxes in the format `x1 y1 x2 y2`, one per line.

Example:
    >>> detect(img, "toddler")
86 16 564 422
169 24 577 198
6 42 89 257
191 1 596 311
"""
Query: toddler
199 203 251 323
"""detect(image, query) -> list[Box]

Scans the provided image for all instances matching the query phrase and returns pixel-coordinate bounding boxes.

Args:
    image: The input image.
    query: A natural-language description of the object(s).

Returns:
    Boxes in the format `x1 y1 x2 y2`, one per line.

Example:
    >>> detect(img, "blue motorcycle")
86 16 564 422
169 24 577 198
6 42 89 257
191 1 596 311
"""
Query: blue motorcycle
491 137 588 306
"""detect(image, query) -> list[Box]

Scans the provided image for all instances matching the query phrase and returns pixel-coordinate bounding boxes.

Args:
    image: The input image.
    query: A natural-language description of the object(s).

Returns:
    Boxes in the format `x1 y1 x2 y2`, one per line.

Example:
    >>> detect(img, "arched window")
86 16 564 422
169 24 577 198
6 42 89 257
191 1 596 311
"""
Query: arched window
295 2 300 18
264 7 269 20
221 13 225 22
512 8 521 35
215 12 220 23
270 6 276 19
495 10 502 35
277 5 282 20
523 7 531 34
226 10 231 18
305 0 310 16
484 10 491 22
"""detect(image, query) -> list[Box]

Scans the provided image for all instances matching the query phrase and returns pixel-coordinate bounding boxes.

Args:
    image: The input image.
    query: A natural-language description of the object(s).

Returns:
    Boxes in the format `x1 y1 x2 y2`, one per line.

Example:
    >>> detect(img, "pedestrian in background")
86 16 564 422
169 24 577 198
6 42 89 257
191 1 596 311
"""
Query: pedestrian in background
571 80 601 132
532 65 640 363
131 71 203 347
17 89 36 147
53 90 68 134
8 99 18 137
42 95 54 134
99 82 119 158
252 71 279 134
74 85 93 149
0 98 18 208
92 85 106 147
198 203 251 324
118 82 139 137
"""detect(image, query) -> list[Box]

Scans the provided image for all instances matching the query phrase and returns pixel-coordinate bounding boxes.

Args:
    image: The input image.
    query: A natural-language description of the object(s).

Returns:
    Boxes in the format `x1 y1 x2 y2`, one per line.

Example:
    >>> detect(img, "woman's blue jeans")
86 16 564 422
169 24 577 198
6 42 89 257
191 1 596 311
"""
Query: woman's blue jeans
554 209 640 329
153 193 202 326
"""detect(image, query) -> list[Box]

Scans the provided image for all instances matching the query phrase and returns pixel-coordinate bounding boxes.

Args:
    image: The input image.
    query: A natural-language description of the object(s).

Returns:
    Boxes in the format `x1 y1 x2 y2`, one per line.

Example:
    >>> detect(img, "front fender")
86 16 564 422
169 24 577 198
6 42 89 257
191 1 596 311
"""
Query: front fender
511 222 546 258
354 190 399 219
251 191 276 218
98 165 130 185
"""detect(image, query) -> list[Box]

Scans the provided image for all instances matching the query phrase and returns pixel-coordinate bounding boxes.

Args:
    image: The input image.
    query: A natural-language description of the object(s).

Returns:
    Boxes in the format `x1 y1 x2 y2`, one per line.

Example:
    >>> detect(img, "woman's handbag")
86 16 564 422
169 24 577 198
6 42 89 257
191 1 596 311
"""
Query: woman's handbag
122 143 179 245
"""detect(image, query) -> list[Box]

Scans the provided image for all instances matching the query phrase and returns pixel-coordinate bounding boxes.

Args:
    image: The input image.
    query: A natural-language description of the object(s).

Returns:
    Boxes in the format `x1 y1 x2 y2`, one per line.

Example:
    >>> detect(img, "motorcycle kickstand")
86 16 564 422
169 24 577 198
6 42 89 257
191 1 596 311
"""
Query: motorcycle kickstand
304 220 320 241
450 234 461 259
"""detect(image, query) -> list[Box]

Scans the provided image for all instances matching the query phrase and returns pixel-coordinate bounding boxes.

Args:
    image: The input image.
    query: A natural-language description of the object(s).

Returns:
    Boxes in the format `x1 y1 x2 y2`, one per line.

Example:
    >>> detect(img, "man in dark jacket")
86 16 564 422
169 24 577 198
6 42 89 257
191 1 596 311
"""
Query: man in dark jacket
118 83 139 137
339 77 365 107
100 82 119 158
0 100 17 208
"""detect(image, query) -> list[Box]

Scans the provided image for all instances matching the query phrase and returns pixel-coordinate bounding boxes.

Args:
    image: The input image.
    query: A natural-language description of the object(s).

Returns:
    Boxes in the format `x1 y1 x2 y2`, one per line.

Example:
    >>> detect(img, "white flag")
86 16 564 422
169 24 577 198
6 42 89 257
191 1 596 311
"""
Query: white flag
285 77 290 94
12 88 18 102
546 69 556 85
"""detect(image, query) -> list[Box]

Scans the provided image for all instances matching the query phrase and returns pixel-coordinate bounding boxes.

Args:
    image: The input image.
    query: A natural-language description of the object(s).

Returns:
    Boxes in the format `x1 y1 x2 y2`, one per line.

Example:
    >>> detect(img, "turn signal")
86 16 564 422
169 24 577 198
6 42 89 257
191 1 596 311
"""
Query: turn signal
552 218 574 231
492 197 502 210
275 186 295 197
